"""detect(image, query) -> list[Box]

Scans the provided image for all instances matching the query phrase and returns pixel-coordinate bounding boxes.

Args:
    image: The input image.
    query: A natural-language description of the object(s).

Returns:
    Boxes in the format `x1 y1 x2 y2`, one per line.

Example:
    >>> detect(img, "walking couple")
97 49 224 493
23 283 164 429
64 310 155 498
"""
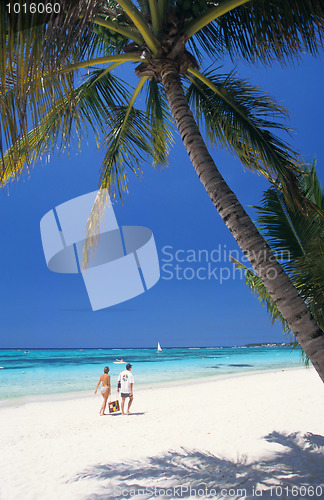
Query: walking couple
94 363 134 415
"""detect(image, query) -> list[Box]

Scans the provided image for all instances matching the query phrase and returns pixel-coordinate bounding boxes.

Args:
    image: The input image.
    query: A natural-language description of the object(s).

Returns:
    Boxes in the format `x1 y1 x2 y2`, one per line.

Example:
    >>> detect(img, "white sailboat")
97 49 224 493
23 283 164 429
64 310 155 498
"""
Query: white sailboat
157 342 162 353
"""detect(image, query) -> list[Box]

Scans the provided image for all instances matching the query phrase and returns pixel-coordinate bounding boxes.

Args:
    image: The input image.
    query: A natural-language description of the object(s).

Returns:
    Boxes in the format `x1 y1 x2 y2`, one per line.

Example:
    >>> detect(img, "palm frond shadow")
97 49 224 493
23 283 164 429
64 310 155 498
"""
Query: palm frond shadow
74 432 324 500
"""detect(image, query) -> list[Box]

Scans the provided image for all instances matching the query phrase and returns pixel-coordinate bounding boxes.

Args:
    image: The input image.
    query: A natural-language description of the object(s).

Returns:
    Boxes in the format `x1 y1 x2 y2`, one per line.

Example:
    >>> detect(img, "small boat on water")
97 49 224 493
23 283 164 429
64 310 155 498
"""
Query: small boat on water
113 359 126 364
157 342 162 353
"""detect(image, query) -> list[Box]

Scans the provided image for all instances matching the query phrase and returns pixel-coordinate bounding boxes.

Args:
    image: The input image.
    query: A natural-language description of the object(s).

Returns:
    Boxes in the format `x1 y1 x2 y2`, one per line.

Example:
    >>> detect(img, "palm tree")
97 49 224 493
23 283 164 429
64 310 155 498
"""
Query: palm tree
233 162 324 345
1 0 324 381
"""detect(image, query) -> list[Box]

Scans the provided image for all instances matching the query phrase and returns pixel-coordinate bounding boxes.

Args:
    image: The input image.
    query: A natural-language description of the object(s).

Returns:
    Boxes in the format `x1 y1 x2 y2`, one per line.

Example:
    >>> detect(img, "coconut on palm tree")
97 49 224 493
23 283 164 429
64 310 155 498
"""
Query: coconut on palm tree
1 0 324 381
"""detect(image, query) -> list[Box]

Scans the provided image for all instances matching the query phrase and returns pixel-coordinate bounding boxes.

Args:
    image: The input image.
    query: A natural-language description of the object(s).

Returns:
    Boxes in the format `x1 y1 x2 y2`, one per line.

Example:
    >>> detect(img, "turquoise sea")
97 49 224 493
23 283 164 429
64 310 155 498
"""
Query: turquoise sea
0 346 305 404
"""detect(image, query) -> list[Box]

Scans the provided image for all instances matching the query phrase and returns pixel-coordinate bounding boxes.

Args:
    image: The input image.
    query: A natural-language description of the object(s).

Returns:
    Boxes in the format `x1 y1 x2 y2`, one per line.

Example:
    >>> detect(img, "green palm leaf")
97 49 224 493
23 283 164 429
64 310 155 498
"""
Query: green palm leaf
232 257 310 363
185 0 324 64
292 239 324 328
187 20 227 62
234 164 324 337
0 0 141 161
0 68 130 184
185 68 300 196
0 0 104 100
232 258 293 336
100 76 173 197
254 167 324 267
100 106 153 196
145 78 174 166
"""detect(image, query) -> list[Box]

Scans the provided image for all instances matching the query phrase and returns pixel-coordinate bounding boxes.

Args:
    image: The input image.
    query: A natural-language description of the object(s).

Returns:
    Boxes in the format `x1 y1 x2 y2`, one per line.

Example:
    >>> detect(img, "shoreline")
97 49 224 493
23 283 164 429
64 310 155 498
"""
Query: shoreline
0 365 307 409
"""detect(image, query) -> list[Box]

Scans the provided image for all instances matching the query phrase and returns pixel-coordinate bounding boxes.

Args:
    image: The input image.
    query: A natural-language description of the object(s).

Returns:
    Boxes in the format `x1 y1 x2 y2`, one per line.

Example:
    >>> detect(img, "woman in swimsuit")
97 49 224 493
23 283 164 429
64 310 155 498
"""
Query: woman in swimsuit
94 366 111 415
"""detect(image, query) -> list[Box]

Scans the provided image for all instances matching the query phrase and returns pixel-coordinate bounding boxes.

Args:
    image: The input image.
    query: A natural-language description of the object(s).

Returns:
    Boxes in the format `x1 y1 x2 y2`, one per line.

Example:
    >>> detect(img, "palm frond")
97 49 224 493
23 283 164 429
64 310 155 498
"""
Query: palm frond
100 74 174 197
59 54 144 75
0 67 130 185
292 239 324 329
187 21 227 63
254 167 324 266
185 0 324 64
253 165 324 328
185 68 301 200
254 190 307 263
232 258 293 336
0 0 104 93
185 0 249 38
148 0 162 35
93 15 144 46
145 78 174 166
300 160 324 210
4 0 104 58
0 0 139 161
158 0 169 21
0 62 76 173
100 106 155 198
117 0 160 54
232 257 309 363
234 164 324 341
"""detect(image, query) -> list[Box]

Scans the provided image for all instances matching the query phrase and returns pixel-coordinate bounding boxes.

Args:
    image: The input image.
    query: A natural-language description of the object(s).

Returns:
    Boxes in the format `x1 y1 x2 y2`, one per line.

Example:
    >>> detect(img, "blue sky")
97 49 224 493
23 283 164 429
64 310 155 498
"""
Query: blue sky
0 52 323 348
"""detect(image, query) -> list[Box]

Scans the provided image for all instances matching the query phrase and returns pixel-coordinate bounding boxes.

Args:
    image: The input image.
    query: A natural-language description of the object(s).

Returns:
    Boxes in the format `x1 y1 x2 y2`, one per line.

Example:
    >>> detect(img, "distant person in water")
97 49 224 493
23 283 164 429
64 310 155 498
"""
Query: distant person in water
117 363 134 415
94 366 111 415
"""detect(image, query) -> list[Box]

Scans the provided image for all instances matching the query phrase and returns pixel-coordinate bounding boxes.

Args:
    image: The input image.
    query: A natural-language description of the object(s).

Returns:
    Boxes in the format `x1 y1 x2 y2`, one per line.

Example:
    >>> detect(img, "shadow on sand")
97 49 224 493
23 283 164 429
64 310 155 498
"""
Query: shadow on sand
73 432 324 499
104 412 146 417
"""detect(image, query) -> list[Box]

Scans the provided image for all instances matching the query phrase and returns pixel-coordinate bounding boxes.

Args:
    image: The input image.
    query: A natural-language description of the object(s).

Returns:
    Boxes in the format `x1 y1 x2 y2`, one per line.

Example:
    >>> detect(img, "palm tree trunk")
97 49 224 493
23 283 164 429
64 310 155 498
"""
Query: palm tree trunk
161 63 324 383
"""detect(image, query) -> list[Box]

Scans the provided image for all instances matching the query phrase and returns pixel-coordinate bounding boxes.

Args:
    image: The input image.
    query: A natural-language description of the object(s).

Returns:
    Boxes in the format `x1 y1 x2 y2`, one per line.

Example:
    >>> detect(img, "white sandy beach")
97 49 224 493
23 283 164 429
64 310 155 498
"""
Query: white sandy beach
0 367 323 500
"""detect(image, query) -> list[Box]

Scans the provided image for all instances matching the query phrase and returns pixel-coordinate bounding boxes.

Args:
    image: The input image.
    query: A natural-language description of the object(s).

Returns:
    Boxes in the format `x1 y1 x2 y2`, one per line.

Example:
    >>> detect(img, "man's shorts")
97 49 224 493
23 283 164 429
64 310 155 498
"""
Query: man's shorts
121 393 133 398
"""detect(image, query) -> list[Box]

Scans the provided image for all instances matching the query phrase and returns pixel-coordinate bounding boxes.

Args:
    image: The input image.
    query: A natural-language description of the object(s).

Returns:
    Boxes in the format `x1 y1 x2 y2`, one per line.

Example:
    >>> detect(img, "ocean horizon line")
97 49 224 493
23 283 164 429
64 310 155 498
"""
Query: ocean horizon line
0 342 295 351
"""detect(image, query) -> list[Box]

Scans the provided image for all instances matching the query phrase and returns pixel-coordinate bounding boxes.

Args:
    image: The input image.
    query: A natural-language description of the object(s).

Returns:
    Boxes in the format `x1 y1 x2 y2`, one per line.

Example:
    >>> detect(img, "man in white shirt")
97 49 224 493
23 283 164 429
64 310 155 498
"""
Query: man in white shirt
117 363 134 415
